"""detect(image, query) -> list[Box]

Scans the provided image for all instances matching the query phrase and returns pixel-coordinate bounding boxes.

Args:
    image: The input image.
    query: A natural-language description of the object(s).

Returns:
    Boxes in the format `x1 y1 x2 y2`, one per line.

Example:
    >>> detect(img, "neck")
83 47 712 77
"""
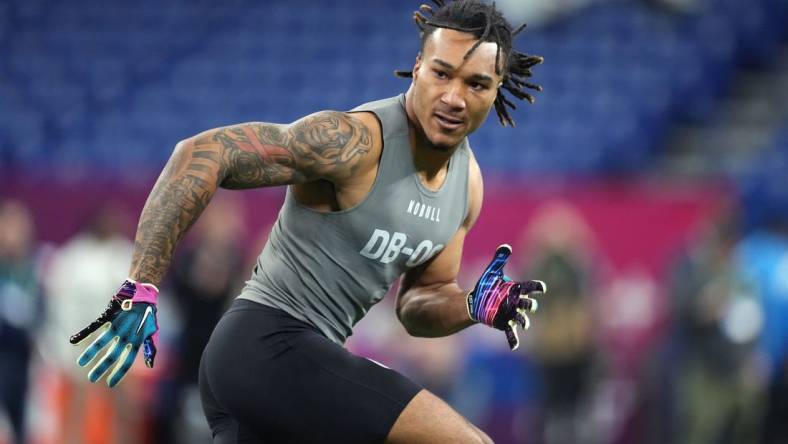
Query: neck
404 87 461 178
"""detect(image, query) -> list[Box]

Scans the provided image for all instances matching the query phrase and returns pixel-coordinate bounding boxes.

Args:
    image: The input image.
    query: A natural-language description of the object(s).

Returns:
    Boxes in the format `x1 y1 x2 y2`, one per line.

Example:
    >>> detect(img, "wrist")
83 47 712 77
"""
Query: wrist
126 277 160 293
116 279 159 309
466 289 478 323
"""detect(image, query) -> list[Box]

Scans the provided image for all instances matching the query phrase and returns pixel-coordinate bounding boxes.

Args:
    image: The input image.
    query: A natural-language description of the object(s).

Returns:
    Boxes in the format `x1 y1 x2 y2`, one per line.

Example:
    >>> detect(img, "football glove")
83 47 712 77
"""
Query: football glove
69 279 159 387
467 244 546 350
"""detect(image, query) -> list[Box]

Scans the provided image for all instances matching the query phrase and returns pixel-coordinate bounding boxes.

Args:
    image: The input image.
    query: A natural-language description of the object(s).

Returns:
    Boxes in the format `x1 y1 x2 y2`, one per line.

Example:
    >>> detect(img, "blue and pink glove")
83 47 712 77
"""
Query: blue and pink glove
69 279 160 387
467 244 546 350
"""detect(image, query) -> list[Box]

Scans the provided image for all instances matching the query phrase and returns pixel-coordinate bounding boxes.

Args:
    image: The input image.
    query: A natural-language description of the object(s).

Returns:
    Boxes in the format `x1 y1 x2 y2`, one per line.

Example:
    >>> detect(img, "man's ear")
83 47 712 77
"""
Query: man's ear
413 53 422 80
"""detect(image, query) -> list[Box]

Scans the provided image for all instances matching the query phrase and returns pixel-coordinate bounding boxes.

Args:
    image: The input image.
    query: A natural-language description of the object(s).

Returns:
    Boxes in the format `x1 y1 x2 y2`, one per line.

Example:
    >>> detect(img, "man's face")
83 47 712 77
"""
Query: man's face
409 28 503 150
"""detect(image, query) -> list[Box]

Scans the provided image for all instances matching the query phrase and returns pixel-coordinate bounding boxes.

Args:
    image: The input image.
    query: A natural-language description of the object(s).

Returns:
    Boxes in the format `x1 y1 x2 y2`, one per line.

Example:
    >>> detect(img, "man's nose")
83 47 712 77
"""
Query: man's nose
441 81 466 111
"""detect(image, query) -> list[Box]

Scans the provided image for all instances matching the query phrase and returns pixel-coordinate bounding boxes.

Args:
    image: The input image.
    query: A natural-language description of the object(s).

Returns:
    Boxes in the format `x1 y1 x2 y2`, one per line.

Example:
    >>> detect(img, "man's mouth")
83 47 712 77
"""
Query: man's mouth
434 112 464 131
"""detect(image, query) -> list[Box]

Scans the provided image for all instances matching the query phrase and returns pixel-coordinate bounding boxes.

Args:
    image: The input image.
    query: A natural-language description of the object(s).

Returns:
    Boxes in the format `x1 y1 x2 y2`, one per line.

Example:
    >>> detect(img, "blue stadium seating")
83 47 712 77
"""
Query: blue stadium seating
0 0 786 178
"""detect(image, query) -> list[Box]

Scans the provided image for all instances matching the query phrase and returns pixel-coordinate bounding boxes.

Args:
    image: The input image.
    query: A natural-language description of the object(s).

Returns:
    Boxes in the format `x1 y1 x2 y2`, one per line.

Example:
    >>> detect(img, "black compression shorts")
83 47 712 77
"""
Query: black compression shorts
198 298 423 444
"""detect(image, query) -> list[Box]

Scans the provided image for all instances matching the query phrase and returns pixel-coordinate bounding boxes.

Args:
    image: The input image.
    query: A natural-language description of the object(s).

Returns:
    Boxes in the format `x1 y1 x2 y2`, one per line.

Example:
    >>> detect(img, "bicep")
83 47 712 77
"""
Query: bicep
185 111 374 190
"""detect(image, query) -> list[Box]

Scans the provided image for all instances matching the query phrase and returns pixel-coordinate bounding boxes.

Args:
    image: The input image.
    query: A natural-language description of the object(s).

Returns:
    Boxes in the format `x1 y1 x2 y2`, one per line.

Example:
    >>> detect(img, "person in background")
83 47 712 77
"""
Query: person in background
520 203 601 444
42 202 147 444
0 200 41 444
668 213 766 444
734 210 788 444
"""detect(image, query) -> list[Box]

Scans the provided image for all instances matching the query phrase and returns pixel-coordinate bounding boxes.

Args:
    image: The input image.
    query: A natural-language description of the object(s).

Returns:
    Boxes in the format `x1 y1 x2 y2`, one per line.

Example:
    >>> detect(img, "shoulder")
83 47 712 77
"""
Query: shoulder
463 147 483 230
292 110 381 156
291 110 376 147
290 110 382 182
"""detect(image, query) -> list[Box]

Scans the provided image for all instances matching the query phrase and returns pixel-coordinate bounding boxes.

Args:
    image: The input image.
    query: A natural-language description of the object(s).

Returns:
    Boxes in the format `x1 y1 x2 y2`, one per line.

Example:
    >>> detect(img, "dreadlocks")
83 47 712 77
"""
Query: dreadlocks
395 0 543 127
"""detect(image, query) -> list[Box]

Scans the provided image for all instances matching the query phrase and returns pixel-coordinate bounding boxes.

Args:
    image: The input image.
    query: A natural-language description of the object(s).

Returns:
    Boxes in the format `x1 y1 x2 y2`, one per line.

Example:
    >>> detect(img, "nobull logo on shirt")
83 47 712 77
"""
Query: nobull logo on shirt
406 200 440 222
360 229 444 267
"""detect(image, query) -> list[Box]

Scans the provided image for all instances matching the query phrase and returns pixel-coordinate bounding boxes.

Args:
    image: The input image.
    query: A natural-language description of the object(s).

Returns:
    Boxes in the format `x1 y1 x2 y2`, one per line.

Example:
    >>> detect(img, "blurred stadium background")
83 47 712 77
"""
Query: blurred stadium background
1 0 788 443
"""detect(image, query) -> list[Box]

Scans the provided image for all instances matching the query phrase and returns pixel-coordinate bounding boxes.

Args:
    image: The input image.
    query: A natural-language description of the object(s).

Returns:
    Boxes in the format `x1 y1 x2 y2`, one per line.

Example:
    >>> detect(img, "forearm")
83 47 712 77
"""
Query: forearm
129 140 224 286
397 282 476 337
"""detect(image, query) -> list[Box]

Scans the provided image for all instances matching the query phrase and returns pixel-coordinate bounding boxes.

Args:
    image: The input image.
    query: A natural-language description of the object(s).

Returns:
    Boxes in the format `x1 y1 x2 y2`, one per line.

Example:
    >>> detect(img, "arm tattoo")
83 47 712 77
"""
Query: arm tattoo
129 111 372 285
218 111 372 188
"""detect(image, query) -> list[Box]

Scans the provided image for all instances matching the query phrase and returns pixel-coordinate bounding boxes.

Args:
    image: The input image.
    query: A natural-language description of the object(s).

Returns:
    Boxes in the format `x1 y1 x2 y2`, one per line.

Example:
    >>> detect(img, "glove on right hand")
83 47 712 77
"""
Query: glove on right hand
467 244 546 350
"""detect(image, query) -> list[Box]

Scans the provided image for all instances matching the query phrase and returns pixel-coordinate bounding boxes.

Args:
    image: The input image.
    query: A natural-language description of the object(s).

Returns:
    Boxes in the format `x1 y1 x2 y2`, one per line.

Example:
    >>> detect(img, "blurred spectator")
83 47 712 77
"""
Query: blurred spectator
40 202 146 444
153 194 245 444
0 200 42 444
734 218 788 444
451 202 604 444
529 252 601 444
667 213 766 444
520 202 603 444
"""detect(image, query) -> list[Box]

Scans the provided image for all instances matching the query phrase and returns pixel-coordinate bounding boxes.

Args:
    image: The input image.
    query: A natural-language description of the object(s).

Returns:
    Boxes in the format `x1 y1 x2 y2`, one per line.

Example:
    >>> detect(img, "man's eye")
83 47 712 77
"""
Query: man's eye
470 83 485 90
434 70 447 79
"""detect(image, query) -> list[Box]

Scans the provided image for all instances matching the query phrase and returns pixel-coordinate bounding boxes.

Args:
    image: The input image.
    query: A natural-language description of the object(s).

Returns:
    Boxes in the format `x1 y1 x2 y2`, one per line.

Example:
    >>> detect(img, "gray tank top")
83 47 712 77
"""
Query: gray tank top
238 94 471 344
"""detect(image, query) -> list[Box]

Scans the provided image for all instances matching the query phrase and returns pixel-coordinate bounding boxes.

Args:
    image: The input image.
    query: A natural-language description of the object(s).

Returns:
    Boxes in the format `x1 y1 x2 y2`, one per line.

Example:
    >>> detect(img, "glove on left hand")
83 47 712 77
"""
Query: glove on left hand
69 279 159 387
467 244 546 350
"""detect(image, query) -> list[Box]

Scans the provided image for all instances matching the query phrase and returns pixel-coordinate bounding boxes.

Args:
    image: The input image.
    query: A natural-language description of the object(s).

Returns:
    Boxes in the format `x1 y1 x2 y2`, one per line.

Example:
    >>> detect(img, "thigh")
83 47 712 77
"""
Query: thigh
199 355 257 444
200 305 292 443
200 300 422 443
292 331 425 442
386 390 493 444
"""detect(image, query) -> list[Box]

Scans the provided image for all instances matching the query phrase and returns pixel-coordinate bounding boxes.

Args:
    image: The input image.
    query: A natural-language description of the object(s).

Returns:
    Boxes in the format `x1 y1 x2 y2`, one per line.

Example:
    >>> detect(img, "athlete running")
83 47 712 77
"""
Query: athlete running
70 1 546 442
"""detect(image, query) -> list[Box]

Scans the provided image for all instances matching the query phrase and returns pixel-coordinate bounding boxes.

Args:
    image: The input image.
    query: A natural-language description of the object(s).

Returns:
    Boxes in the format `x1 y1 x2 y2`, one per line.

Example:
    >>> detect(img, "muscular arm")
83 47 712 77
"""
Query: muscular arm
128 112 373 286
396 227 476 337
395 154 483 337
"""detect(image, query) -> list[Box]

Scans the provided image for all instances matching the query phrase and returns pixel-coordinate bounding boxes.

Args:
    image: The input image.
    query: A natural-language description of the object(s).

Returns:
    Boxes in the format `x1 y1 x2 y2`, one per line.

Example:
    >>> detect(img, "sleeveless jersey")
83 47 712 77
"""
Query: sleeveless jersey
238 94 471 344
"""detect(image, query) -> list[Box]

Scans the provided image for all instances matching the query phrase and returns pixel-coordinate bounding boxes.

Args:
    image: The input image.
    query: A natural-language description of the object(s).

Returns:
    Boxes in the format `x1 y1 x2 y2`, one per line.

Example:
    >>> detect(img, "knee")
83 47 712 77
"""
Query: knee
457 423 493 444
387 390 496 444
473 428 494 444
